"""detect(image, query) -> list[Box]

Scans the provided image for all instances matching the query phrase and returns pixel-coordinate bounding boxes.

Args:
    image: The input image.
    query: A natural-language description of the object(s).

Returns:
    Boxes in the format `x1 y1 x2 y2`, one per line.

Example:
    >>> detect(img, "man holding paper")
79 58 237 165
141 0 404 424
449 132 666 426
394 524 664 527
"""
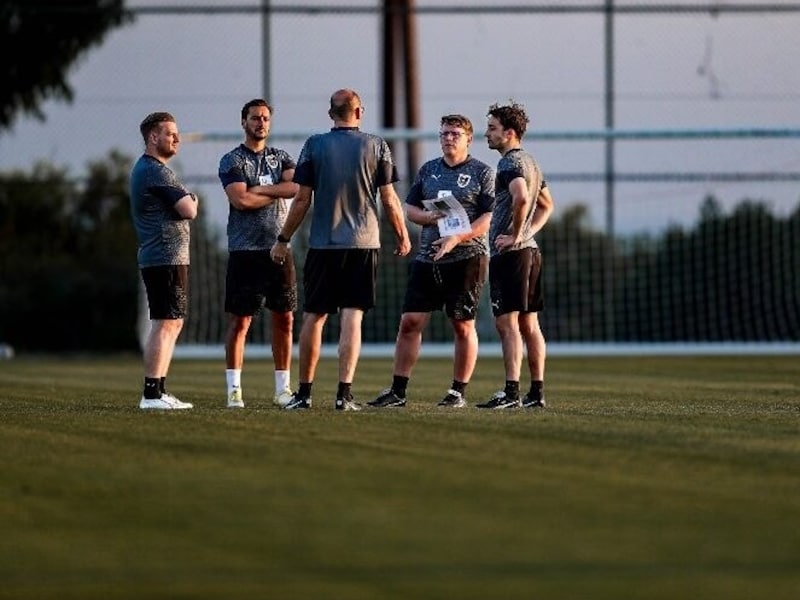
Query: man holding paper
369 114 495 408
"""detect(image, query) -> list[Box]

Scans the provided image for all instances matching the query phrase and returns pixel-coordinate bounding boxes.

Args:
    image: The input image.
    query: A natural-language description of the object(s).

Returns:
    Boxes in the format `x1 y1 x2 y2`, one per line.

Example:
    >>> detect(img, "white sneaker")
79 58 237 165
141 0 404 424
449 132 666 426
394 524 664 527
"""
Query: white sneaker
227 388 244 408
273 387 294 407
140 393 193 410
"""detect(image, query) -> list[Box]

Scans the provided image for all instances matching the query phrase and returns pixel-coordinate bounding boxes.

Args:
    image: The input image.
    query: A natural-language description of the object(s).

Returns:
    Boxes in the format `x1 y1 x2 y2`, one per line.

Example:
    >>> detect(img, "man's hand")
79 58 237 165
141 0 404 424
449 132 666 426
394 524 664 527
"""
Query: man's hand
270 241 289 264
430 235 459 261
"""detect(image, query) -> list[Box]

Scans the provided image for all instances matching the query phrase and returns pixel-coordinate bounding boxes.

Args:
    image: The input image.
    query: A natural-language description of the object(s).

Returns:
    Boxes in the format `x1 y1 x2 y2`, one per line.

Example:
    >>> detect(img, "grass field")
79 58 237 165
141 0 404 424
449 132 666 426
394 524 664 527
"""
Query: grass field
1 353 798 600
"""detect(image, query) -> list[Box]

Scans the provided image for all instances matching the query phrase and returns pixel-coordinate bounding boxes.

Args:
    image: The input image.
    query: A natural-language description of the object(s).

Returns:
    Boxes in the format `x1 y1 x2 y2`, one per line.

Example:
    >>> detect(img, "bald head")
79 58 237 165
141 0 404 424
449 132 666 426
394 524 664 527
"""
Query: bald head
328 88 363 125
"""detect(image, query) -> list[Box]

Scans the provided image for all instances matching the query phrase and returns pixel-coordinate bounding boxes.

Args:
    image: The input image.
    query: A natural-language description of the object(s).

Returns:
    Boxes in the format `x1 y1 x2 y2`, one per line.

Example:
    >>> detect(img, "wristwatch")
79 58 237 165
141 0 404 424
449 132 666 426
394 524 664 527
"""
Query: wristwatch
277 233 291 244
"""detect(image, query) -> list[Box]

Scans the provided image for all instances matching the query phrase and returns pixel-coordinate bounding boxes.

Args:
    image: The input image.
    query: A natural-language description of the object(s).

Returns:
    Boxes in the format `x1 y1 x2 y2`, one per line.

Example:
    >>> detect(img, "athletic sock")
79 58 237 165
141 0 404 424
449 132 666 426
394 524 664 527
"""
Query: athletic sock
226 369 241 393
337 381 352 399
143 378 161 399
275 369 290 392
392 375 409 397
504 380 520 399
451 380 467 395
528 380 544 400
159 377 167 394
298 382 312 398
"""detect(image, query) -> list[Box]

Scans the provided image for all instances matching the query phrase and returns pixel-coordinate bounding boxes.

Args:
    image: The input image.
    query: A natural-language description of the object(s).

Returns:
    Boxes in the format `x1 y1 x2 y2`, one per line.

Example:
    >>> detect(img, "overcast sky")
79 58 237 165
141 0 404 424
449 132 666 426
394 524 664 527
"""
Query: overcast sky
1 0 799 234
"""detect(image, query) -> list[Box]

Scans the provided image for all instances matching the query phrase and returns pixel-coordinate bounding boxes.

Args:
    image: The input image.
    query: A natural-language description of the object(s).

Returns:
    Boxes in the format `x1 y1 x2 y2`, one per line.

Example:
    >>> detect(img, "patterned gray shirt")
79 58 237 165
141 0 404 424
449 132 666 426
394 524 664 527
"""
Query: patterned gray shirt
488 148 544 258
129 154 192 267
406 156 495 264
293 127 398 249
218 144 296 251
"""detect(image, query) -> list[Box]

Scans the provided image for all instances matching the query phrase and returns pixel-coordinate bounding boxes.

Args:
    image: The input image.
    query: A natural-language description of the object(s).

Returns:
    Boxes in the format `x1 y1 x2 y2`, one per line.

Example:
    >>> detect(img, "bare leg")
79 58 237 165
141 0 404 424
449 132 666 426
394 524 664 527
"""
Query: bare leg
144 318 184 378
299 311 327 383
271 310 293 372
338 307 363 383
225 314 252 369
392 311 429 377
520 312 546 382
451 318 478 383
494 311 523 382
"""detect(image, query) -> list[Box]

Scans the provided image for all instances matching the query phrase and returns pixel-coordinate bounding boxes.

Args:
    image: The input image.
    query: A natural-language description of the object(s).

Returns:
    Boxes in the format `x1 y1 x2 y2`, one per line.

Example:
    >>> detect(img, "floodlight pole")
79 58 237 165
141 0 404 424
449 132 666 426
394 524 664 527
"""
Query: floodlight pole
604 0 616 341
261 0 271 100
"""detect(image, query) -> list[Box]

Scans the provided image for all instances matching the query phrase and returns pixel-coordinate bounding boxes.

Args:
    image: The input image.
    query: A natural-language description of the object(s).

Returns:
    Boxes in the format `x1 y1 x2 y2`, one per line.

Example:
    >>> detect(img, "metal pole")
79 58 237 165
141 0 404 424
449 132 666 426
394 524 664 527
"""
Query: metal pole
604 0 615 340
261 0 271 99
402 0 422 178
382 0 399 154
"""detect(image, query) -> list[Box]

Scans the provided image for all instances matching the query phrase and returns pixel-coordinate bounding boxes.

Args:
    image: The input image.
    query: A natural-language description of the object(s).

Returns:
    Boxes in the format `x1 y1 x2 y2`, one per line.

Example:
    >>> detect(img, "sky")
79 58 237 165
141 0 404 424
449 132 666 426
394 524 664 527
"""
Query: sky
1 0 799 235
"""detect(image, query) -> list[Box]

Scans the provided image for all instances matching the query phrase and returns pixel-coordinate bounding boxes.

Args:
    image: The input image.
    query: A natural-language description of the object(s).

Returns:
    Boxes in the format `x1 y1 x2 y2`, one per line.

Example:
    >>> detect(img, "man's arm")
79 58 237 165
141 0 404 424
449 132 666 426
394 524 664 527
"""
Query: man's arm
270 184 313 264
529 184 555 236
379 183 411 256
173 193 198 220
249 168 299 200
225 169 298 211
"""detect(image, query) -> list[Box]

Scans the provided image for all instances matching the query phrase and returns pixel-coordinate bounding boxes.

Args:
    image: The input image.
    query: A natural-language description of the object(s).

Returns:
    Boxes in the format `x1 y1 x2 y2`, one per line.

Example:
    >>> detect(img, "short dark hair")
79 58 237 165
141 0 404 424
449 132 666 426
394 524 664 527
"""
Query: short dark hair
139 111 175 142
487 100 529 139
241 98 272 121
440 114 473 136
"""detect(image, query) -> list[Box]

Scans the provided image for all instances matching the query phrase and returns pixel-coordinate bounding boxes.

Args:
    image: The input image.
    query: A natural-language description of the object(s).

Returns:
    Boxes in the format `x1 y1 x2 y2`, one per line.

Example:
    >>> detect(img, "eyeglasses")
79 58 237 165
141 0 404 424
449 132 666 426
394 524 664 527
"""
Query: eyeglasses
439 131 466 140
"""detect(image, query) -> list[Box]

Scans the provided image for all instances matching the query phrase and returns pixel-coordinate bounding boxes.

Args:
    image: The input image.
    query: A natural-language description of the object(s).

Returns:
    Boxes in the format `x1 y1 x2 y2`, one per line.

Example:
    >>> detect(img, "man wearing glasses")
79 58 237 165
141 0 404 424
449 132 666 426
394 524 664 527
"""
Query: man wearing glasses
369 114 496 408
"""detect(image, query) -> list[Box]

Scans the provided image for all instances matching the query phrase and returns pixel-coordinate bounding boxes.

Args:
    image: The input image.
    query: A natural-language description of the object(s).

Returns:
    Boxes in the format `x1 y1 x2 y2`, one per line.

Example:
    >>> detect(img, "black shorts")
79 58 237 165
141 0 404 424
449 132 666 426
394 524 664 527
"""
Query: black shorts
225 250 298 316
489 247 544 317
141 264 189 320
402 255 488 320
303 248 378 314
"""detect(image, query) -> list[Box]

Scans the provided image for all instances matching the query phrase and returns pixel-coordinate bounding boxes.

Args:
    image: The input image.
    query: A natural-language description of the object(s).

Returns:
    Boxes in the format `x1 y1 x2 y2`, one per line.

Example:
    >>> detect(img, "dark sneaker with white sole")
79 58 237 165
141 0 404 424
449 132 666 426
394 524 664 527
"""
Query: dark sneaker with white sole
476 391 520 409
283 393 312 410
437 389 466 408
367 388 406 408
335 395 363 411
521 394 546 409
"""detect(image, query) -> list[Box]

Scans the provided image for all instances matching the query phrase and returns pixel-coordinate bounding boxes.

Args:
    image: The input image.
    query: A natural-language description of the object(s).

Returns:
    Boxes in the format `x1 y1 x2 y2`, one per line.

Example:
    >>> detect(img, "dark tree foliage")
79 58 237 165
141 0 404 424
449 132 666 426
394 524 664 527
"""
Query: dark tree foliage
0 0 132 131
0 152 225 352
539 195 800 343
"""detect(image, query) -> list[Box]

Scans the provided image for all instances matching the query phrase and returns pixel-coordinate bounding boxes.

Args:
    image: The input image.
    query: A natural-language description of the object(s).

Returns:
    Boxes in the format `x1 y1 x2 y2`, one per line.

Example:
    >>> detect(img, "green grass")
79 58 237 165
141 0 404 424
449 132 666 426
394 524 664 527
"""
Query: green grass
1 354 798 599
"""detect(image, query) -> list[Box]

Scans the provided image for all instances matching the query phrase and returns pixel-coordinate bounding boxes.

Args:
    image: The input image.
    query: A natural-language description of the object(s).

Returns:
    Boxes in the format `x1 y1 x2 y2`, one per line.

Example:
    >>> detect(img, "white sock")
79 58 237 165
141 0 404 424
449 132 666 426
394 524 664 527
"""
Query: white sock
226 369 242 393
275 370 290 393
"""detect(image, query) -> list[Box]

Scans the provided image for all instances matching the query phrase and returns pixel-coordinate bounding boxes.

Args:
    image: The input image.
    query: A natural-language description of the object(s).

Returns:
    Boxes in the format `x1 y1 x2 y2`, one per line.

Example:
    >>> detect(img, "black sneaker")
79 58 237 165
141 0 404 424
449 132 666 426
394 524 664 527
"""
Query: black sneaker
476 391 520 409
437 389 466 408
367 388 406 408
335 394 362 411
521 394 546 409
283 393 312 410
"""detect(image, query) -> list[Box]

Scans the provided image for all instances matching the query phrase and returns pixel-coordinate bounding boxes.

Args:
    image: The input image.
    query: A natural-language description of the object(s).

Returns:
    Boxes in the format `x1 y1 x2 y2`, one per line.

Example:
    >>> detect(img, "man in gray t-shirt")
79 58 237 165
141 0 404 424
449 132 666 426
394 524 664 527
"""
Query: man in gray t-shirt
129 111 198 410
217 99 299 410
270 88 411 411
478 100 554 411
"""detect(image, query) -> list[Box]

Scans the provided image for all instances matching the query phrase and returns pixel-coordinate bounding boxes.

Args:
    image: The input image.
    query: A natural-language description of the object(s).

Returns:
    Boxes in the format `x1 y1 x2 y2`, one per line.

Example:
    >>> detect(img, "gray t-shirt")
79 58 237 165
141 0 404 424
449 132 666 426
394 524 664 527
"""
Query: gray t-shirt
293 127 398 249
218 144 296 251
406 156 495 264
488 148 544 258
129 154 192 267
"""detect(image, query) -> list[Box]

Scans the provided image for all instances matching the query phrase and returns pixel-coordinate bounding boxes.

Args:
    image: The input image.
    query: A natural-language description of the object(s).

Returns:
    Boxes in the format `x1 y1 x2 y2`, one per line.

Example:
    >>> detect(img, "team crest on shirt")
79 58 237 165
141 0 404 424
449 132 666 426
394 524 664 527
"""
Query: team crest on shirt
457 174 471 188
266 154 279 169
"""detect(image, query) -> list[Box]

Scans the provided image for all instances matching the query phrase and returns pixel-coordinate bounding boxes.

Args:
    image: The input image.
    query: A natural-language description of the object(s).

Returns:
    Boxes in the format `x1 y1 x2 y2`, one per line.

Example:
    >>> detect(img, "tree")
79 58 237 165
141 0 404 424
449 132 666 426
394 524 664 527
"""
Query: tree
0 1 132 132
0 152 227 352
